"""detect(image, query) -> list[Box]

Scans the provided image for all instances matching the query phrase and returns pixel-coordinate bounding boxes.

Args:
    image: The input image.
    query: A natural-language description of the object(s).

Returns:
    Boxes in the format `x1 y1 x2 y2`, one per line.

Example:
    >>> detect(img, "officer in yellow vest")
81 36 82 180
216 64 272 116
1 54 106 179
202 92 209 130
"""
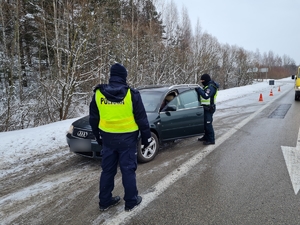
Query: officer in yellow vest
195 73 219 145
89 63 152 212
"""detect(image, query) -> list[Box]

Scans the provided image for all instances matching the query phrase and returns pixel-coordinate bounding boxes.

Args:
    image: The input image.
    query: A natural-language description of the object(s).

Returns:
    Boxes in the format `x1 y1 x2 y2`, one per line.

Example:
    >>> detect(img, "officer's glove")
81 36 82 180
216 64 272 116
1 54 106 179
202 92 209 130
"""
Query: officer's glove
142 137 155 150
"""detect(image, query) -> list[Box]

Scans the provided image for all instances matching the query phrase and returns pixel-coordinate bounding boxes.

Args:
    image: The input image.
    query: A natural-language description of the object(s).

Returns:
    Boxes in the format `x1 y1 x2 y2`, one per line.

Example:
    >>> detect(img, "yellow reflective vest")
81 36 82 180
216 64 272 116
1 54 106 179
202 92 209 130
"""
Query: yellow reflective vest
200 85 218 105
95 89 139 133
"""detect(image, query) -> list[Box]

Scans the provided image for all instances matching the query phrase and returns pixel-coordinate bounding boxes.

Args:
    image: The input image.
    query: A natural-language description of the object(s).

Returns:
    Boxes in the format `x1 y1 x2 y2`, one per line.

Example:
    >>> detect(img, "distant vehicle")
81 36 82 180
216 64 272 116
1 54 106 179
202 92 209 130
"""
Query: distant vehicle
66 84 204 163
292 66 300 101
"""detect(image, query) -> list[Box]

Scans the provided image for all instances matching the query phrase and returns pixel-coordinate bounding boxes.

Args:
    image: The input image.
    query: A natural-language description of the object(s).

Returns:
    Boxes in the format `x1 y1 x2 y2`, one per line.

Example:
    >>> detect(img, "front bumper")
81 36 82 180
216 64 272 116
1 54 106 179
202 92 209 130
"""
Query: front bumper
66 133 102 158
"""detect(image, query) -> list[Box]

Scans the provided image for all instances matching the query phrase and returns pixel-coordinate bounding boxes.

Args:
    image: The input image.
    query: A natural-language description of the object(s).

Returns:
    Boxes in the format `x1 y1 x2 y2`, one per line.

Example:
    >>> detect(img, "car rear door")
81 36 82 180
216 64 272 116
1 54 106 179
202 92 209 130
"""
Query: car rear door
159 89 204 141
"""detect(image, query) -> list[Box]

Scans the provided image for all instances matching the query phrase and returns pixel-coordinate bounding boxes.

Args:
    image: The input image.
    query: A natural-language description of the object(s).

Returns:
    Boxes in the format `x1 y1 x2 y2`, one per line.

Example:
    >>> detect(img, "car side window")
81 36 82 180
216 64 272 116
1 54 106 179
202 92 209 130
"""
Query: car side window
160 92 177 111
177 90 200 109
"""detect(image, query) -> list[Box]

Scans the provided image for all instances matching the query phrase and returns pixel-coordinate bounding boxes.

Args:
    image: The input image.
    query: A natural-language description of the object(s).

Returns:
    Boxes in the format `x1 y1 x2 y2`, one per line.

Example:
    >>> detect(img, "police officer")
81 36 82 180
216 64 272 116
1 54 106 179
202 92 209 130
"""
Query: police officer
195 73 219 145
89 63 152 212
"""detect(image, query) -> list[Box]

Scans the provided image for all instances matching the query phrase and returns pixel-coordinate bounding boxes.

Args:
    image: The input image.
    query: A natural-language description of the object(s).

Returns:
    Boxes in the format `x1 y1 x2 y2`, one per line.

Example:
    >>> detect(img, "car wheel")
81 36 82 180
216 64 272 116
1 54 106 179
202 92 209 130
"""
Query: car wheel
137 132 159 163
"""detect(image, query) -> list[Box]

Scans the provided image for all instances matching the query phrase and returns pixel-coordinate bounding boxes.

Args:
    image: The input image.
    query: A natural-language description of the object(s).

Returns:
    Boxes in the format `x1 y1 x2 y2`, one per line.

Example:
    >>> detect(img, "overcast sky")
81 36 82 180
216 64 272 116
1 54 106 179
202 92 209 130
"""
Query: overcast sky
169 0 300 65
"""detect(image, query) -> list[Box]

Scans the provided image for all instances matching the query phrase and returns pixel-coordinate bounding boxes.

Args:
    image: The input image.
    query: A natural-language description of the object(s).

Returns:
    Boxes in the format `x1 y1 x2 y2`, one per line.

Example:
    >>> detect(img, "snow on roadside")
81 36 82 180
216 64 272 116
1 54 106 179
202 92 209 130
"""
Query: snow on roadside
0 118 79 169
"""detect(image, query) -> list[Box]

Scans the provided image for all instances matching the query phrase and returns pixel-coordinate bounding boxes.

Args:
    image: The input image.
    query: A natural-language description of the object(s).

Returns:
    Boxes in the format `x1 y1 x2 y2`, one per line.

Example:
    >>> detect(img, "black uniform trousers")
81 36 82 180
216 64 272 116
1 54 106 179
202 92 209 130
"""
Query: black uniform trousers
203 105 216 142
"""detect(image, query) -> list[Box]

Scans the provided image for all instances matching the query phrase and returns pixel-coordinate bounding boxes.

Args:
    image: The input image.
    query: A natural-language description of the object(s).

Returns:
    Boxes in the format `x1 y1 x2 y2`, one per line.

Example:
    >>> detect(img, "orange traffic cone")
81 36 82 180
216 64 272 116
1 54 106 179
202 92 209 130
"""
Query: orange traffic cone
269 89 273 96
259 93 263 101
278 86 281 92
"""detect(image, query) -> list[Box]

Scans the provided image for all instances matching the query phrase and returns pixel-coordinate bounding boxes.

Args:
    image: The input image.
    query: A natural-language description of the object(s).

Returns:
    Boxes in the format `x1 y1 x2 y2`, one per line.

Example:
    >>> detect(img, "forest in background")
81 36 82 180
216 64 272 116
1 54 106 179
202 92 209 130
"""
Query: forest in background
0 0 298 132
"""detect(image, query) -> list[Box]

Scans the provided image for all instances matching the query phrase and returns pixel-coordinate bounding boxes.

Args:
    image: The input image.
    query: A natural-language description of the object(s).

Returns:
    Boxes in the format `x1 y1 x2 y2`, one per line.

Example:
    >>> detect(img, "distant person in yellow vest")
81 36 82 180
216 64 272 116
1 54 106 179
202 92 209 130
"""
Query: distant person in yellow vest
195 74 219 145
89 63 152 212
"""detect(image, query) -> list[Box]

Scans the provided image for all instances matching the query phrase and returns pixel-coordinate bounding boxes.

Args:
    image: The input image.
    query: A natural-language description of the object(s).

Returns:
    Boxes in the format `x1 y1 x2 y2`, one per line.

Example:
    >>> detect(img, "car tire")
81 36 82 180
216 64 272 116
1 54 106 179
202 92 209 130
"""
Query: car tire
137 132 159 163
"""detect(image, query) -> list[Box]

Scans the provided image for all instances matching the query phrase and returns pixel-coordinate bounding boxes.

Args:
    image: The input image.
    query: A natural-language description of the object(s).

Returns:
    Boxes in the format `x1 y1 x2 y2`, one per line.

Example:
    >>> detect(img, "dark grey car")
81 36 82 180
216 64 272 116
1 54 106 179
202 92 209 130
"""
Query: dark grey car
66 84 204 163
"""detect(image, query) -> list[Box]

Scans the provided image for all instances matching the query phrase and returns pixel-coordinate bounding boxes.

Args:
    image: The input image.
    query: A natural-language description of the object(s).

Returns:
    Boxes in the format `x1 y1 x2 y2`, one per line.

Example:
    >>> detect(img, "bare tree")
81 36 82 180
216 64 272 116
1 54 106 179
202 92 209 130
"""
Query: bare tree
218 44 237 89
174 5 194 84
234 47 252 86
0 1 15 131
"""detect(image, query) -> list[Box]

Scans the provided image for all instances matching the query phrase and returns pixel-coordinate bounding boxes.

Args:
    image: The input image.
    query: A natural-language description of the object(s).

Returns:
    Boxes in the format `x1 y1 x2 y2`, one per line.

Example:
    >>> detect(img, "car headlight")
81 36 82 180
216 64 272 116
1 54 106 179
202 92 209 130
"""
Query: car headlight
67 125 74 134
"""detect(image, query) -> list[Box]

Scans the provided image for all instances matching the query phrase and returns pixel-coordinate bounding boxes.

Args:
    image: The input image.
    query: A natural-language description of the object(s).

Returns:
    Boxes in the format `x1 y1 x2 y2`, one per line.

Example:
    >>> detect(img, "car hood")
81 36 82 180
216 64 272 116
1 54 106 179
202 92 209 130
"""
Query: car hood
72 113 159 130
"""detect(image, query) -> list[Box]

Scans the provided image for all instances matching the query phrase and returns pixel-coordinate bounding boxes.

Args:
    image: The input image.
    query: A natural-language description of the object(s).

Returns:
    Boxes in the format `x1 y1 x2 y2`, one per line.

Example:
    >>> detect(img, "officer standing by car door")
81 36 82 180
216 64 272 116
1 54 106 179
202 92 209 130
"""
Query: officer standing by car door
195 73 219 145
89 63 152 212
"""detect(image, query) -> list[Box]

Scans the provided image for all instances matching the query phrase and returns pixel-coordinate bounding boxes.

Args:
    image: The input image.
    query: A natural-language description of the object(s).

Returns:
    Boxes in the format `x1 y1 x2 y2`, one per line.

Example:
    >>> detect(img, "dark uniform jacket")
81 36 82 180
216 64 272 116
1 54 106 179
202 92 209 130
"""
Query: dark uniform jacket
89 76 151 148
195 80 219 105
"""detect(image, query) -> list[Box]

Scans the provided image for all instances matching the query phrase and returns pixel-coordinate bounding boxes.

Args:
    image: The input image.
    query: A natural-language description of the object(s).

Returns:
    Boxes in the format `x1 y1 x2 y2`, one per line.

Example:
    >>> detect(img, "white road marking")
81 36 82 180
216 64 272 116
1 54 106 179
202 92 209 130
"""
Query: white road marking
281 128 300 195
95 86 290 225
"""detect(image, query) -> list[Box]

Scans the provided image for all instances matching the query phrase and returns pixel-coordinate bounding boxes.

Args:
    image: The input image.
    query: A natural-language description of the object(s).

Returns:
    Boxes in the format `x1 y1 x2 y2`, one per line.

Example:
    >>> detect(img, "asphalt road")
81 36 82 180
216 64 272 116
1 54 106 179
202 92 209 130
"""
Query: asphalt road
102 80 300 225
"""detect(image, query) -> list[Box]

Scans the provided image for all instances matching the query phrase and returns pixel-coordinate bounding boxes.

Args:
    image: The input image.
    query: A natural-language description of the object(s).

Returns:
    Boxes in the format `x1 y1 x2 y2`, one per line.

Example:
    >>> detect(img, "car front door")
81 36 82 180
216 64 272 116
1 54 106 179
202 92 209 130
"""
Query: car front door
159 90 204 141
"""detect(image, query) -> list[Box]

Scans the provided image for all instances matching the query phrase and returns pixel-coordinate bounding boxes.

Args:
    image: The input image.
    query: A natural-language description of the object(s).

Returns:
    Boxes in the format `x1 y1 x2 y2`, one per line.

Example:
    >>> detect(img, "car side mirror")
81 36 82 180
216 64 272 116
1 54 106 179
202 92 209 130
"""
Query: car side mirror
292 75 295 79
165 105 176 111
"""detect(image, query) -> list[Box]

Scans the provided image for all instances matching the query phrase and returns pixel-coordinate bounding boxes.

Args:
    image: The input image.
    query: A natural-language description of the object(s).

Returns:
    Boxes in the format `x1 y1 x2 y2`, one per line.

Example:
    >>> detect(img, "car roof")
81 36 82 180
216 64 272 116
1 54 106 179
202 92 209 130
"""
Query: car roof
137 84 199 93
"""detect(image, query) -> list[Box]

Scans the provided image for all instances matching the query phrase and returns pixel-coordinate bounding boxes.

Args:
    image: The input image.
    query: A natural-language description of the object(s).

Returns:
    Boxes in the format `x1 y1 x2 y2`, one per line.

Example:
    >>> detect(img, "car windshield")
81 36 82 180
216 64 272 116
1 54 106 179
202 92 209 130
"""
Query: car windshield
140 91 162 112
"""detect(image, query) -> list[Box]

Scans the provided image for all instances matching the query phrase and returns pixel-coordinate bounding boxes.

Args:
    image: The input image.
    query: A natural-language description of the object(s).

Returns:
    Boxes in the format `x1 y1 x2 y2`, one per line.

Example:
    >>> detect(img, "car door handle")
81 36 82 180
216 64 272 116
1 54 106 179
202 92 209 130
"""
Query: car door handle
196 113 203 116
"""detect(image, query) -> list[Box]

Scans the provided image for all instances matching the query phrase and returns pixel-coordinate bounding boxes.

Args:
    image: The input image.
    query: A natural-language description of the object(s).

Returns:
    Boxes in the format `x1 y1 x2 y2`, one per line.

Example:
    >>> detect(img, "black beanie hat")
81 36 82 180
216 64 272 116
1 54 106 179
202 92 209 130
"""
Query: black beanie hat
200 73 211 82
110 63 127 78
